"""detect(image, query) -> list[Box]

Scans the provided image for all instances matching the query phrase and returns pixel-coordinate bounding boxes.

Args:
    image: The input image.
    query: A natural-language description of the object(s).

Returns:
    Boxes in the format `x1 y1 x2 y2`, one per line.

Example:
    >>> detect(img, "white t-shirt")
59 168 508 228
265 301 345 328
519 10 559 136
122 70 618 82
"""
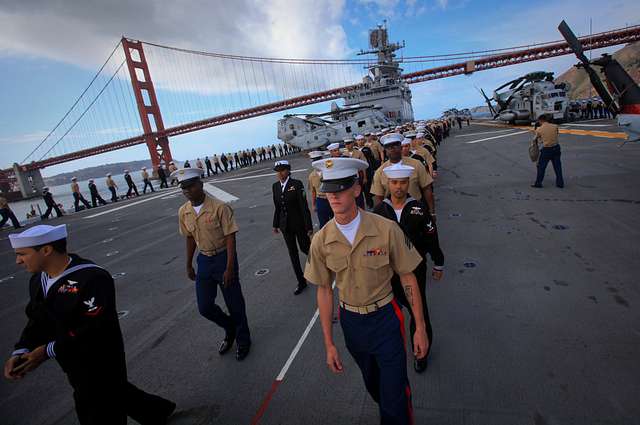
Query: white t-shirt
394 208 403 221
192 204 203 215
335 211 361 245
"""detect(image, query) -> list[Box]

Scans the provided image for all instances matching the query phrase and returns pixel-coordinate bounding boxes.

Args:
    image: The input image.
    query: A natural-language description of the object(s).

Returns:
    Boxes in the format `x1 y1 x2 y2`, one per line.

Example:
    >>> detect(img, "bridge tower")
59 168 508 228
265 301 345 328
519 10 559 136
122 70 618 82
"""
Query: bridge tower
121 38 173 173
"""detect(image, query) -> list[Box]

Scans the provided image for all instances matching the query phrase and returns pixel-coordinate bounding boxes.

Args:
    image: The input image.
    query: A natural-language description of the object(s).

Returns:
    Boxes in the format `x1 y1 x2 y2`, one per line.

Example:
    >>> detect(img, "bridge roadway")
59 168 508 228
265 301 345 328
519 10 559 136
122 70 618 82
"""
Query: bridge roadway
1 120 639 424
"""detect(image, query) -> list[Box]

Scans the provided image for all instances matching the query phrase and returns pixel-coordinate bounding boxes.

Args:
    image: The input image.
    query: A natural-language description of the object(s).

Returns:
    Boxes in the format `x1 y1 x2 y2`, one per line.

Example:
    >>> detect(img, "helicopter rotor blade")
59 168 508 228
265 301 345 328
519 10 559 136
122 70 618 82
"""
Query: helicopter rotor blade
558 20 618 114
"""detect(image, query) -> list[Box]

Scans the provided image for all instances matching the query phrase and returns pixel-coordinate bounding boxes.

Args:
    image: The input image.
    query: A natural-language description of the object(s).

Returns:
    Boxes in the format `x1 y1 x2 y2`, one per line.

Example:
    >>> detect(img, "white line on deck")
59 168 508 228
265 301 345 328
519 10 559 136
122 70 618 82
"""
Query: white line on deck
204 183 239 203
466 130 529 144
455 129 517 137
561 123 613 128
211 168 308 183
84 189 180 219
275 281 335 382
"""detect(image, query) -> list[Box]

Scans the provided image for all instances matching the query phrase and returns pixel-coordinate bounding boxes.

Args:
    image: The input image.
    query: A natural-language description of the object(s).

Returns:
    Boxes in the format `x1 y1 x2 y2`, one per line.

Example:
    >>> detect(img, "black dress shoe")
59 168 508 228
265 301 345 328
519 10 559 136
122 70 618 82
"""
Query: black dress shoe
294 282 308 295
158 400 177 424
218 331 236 355
530 184 542 188
236 344 251 361
414 357 428 373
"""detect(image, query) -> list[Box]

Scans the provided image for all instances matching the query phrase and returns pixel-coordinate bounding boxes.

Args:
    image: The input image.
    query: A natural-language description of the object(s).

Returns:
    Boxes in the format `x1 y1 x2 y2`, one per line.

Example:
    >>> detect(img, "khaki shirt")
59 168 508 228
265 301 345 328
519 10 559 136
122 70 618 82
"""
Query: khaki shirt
0 197 8 209
71 182 80 193
178 195 239 256
413 146 434 166
308 170 326 199
371 157 433 200
345 148 365 161
142 170 149 180
366 139 385 162
106 177 116 188
535 122 559 148
304 211 422 306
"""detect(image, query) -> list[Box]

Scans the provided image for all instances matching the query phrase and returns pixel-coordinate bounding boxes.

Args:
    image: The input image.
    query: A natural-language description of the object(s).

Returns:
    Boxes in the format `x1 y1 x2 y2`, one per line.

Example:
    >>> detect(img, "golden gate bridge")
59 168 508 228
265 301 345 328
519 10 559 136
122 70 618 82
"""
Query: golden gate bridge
2 23 639 199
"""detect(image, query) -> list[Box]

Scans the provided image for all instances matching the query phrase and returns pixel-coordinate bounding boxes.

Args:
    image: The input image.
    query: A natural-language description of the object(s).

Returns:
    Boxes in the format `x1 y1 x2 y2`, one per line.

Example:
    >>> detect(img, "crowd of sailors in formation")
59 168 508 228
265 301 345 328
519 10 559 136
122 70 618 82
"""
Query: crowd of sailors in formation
5 117 458 424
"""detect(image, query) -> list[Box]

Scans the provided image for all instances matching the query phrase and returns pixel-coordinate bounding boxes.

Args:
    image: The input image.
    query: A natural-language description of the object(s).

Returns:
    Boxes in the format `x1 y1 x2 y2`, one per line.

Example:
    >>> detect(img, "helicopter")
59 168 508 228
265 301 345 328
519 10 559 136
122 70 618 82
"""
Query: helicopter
558 20 640 143
277 102 393 150
480 71 571 124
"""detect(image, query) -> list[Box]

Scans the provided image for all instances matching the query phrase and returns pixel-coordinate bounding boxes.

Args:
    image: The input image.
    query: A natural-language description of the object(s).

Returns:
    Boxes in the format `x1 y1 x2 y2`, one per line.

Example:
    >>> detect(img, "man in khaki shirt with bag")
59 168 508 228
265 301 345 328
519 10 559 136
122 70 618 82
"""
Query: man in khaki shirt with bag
532 114 564 188
304 157 428 425
175 168 251 361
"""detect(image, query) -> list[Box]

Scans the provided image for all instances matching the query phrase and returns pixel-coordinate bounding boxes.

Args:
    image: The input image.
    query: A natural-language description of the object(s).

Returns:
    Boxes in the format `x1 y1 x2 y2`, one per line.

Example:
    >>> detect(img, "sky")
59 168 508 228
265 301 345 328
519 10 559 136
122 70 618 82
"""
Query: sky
1 0 639 176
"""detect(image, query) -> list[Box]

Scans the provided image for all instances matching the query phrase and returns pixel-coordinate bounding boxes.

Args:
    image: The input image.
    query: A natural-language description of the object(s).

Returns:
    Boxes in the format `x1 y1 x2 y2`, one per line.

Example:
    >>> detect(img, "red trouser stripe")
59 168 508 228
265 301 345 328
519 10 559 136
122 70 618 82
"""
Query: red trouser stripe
406 385 414 425
391 299 406 348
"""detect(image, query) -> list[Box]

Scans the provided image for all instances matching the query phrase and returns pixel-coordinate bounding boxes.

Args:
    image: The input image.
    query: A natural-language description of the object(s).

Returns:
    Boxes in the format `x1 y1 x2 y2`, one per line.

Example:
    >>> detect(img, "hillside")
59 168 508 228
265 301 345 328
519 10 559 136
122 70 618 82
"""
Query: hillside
555 41 640 99
43 159 183 186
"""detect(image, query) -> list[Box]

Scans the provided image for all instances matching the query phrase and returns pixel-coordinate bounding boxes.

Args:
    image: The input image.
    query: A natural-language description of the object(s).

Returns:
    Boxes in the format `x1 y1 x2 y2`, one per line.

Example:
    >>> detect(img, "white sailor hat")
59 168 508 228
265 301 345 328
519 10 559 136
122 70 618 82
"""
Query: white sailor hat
416 126 426 131
403 131 417 139
309 151 325 160
142 167 147 170
89 179 94 183
380 132 404 146
355 134 365 141
170 168 202 187
375 131 383 136
312 157 368 193
124 169 130 173
382 163 414 179
327 142 340 151
416 132 425 138
9 224 67 249
42 186 49 191
71 177 77 181
343 138 355 144
273 160 290 171
106 173 112 177
401 138 411 146
395 126 402 130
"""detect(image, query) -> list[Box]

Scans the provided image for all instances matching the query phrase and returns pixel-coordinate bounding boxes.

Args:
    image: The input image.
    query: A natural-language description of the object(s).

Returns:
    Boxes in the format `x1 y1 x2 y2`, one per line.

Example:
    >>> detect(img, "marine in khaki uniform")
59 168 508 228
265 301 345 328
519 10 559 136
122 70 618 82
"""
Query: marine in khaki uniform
141 167 155 194
371 133 435 212
307 151 333 227
106 173 119 202
344 138 368 209
366 133 386 163
304 157 428 425
532 114 564 188
174 168 252 361
70 177 91 212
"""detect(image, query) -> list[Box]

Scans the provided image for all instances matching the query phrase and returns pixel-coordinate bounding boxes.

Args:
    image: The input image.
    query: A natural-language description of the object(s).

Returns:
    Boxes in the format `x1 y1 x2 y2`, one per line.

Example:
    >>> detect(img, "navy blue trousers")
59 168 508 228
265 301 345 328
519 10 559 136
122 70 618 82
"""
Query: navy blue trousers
195 252 251 346
535 145 564 187
340 300 413 425
315 197 333 228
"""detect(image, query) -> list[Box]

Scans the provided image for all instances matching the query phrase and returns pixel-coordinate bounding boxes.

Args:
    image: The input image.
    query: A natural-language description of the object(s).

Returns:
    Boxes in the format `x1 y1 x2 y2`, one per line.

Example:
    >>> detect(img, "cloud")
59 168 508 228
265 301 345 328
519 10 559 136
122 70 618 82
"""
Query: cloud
0 0 361 163
0 0 353 66
0 131 50 146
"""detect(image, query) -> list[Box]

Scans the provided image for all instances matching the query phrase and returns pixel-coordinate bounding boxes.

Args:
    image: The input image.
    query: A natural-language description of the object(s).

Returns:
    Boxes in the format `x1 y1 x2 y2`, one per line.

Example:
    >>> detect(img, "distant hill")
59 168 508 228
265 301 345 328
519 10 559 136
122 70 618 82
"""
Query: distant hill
43 159 184 186
555 41 640 99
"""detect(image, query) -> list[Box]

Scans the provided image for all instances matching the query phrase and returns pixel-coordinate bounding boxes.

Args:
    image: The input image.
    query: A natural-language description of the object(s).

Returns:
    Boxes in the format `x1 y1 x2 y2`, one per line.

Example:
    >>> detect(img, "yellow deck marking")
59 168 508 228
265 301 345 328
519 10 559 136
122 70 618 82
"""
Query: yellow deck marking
473 121 627 140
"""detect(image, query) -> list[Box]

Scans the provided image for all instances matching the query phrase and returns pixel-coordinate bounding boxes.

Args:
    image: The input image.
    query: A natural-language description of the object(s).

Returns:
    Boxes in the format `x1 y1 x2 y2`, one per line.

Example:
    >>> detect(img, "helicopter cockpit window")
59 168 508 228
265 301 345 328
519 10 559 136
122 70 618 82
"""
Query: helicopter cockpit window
289 124 294 130
345 126 352 133
357 120 366 127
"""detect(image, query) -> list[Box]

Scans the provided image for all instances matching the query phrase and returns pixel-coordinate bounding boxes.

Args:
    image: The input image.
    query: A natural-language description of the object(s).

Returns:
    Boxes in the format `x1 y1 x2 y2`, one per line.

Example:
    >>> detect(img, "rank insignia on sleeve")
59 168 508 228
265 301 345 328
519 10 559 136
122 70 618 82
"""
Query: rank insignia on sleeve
410 207 423 215
83 297 103 316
